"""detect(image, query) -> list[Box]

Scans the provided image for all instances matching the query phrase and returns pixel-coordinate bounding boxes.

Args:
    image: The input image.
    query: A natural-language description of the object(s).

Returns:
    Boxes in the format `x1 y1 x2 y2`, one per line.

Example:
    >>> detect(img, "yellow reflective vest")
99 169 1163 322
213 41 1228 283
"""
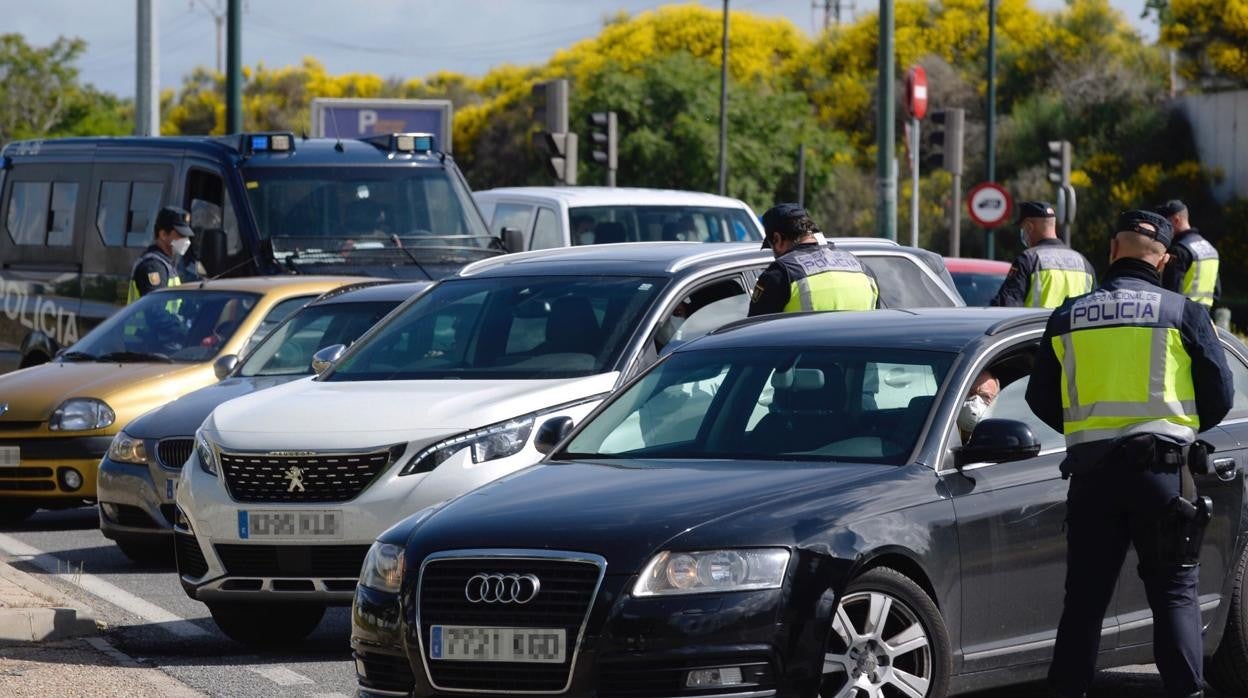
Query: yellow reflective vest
778 247 878 313
1176 234 1219 308
1050 283 1198 448
127 250 182 304
1025 245 1096 308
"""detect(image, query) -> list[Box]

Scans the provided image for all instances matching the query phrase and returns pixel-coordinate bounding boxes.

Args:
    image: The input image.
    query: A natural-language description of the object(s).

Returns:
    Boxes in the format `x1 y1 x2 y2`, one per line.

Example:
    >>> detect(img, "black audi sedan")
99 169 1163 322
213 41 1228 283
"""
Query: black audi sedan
351 308 1248 697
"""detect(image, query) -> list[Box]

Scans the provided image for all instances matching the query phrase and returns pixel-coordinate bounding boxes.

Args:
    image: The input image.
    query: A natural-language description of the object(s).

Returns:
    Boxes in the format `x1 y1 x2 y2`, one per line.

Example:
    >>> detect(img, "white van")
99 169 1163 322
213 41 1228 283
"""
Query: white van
474 186 764 252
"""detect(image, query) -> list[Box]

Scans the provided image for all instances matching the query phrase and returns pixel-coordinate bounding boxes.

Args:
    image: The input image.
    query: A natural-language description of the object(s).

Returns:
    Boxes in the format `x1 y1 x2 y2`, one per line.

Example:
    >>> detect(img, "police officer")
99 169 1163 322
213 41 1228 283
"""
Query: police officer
1156 199 1220 308
1025 210 1233 698
128 206 194 303
990 201 1096 308
747 204 878 317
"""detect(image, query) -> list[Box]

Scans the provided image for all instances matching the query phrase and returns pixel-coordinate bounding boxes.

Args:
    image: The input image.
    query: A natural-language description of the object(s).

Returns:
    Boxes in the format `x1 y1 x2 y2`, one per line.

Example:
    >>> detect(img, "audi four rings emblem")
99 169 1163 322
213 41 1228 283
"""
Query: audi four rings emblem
465 573 541 604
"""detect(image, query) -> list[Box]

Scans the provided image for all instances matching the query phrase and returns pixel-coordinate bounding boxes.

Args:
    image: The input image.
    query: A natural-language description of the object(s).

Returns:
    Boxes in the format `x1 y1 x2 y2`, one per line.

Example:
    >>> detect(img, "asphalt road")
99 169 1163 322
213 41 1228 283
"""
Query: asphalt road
0 507 1185 697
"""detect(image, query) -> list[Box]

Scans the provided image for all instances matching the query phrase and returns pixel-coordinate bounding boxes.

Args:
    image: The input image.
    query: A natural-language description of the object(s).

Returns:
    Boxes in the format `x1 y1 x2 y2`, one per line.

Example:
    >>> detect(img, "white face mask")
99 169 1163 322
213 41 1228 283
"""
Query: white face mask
171 237 192 257
958 394 990 433
1018 227 1029 249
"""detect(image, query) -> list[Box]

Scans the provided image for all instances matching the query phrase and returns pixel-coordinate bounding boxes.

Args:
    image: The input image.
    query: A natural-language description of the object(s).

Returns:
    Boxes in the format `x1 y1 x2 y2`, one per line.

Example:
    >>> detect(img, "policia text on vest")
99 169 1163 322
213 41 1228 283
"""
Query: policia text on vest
1026 210 1234 698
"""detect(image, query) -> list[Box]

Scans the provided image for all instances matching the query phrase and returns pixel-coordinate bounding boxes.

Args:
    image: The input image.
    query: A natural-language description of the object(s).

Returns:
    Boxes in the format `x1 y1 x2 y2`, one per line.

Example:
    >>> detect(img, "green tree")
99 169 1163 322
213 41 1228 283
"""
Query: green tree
1151 0 1248 86
0 34 130 144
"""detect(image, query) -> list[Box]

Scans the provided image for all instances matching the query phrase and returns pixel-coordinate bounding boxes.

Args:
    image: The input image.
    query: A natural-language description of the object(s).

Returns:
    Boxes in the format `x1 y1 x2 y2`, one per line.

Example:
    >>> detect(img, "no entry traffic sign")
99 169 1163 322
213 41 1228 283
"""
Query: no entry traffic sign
966 182 1013 228
905 66 928 120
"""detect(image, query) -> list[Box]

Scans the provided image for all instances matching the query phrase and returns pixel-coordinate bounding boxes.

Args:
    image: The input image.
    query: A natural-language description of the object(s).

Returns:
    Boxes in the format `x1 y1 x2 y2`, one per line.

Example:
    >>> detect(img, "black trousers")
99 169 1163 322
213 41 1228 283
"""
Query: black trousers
1048 455 1203 697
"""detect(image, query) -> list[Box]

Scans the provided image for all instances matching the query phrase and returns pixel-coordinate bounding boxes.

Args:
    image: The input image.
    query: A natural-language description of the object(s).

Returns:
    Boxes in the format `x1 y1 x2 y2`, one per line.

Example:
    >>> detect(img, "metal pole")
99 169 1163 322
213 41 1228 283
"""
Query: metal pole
225 0 243 133
135 0 158 136
985 0 997 259
796 144 807 208
216 14 224 74
910 117 919 247
950 172 962 257
717 0 730 196
875 0 896 240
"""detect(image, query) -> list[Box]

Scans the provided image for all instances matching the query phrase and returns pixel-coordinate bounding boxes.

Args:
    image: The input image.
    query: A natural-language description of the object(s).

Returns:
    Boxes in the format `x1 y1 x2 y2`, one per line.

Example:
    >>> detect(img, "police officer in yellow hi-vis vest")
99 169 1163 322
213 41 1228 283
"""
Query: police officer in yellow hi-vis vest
1026 210 1233 698
747 204 878 317
1157 199 1220 309
991 201 1096 308
127 206 194 304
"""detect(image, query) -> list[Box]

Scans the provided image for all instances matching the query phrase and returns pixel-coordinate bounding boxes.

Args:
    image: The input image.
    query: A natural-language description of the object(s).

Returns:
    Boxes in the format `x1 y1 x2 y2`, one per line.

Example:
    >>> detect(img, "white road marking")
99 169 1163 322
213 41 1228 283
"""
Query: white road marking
0 532 210 638
85 636 205 697
309 694 351 698
248 665 315 686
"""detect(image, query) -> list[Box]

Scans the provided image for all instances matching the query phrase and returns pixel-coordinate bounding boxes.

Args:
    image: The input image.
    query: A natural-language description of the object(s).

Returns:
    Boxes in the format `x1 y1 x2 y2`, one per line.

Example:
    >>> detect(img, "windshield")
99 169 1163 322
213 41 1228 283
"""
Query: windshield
238 300 401 377
952 272 1006 306
243 166 492 261
327 276 666 381
569 205 761 245
561 347 955 465
63 291 260 363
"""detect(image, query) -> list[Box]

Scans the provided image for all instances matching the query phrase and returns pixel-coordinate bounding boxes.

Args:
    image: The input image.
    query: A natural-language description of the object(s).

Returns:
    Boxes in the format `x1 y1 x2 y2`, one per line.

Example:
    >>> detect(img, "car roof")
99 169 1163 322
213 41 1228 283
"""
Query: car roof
943 257 1013 273
457 240 908 279
153 275 370 295
474 186 755 210
311 280 432 305
3 136 449 168
682 307 1051 354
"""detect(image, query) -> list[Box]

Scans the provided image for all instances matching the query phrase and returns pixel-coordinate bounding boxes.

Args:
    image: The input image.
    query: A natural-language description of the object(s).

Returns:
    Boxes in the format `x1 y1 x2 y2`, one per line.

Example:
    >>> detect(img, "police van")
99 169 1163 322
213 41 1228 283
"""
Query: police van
0 132 497 373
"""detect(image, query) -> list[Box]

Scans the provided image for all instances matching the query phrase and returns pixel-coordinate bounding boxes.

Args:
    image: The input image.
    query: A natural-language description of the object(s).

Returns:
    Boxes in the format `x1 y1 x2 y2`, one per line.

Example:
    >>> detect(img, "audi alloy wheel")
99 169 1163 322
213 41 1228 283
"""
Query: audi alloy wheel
820 568 950 698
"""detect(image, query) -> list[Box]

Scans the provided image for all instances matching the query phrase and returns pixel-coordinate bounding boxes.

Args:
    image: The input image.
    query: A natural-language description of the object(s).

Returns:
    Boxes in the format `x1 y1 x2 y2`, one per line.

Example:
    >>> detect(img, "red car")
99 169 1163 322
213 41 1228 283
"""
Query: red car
944 256 1012 306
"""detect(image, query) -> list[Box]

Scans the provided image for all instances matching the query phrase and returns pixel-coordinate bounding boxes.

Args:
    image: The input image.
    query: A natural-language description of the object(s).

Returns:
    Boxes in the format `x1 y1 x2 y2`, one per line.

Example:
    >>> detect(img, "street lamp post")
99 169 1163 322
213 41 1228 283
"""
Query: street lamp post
876 0 896 240
718 0 730 196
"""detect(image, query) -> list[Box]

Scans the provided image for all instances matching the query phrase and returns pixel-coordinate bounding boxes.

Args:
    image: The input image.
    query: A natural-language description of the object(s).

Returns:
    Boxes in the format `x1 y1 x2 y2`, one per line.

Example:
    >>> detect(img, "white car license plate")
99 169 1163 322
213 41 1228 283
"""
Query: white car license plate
429 625 566 664
238 510 341 539
0 446 18 468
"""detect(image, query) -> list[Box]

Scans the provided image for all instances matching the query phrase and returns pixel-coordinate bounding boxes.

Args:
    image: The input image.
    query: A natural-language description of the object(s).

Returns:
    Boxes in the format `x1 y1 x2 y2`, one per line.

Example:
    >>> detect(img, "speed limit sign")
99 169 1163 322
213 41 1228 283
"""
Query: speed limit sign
966 182 1013 228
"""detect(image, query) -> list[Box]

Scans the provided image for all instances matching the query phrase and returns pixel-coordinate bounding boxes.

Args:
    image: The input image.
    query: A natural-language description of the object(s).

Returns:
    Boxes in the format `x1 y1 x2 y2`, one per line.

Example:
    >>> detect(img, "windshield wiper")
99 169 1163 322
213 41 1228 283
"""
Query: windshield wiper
59 351 97 362
97 351 174 364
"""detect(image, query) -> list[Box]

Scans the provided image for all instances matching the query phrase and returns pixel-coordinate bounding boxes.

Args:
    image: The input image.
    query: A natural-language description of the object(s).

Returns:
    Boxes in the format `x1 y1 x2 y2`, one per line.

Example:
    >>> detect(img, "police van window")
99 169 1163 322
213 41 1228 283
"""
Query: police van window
5 181 78 246
185 169 242 256
530 207 561 251
96 180 165 247
859 255 954 307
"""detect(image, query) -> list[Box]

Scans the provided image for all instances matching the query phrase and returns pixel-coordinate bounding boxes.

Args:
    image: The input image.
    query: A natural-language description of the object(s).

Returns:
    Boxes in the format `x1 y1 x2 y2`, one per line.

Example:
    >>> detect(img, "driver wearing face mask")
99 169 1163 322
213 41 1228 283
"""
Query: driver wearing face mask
958 369 1001 442
128 206 194 303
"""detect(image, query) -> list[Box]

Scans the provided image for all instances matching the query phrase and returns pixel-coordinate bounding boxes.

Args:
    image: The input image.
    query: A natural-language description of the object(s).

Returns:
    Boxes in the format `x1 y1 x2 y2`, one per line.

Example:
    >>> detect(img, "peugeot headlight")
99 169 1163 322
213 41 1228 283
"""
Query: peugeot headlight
360 542 405 593
49 398 115 431
632 549 791 597
107 432 148 465
400 415 535 476
195 430 220 477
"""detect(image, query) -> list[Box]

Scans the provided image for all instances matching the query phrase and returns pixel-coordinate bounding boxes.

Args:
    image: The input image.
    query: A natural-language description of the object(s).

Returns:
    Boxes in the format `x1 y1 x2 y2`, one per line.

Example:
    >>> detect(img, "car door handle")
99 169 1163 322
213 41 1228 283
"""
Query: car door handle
1213 457 1239 482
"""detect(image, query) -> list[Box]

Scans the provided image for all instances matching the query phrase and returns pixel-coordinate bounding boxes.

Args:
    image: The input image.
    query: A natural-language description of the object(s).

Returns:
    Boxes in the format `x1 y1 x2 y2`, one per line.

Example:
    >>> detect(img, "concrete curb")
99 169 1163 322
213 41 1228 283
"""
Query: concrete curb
0 558 98 642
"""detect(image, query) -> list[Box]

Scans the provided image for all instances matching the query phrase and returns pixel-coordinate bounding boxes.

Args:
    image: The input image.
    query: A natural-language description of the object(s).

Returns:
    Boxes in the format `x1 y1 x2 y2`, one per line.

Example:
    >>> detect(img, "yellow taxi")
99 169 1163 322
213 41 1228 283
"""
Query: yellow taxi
0 276 365 523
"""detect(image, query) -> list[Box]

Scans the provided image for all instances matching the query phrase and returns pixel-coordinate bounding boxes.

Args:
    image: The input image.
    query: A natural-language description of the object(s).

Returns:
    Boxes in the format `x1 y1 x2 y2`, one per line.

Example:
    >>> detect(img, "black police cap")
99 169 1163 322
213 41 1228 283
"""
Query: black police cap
1015 201 1056 224
154 206 194 237
760 203 818 249
1116 209 1173 248
1154 199 1187 219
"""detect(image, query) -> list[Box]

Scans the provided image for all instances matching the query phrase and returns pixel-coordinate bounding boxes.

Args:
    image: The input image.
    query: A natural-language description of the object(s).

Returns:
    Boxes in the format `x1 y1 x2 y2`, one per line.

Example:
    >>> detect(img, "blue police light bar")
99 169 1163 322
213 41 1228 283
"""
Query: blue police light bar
241 133 295 155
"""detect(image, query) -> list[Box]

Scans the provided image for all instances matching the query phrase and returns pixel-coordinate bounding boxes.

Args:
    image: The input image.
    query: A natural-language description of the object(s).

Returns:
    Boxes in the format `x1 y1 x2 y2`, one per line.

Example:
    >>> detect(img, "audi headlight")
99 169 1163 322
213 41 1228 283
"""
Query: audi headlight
400 415 535 475
632 549 791 597
360 542 405 593
195 430 220 477
49 398 115 431
107 432 148 465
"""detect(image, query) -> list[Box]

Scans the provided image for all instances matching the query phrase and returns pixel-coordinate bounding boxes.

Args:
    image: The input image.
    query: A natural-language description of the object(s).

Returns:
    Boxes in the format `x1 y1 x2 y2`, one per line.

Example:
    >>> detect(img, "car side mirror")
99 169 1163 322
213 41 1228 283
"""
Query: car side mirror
199 227 228 276
213 354 239 380
311 344 346 376
534 416 575 456
954 418 1041 469
501 227 526 254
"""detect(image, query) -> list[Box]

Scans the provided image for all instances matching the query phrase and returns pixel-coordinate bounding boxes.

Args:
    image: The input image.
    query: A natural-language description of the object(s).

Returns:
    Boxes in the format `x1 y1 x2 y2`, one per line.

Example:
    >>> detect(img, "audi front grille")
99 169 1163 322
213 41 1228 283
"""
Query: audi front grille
218 446 400 503
416 552 605 693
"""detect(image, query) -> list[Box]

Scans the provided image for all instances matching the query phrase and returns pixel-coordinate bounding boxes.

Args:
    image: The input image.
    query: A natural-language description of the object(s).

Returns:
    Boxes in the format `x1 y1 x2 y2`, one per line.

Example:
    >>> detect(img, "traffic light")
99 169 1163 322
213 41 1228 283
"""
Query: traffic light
1047 140 1071 184
588 111 617 187
532 79 576 185
927 108 965 175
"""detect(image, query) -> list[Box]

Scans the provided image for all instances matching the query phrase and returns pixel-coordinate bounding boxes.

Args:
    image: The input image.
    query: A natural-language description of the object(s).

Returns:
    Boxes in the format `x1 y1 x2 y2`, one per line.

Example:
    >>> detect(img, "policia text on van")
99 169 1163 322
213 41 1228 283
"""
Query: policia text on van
0 132 498 373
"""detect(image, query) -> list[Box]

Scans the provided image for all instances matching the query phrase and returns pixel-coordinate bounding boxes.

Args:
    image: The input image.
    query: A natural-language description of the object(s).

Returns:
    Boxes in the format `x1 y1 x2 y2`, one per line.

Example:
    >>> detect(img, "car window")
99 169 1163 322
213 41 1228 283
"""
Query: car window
239 295 318 357
564 346 956 465
64 290 260 363
869 362 940 410
569 205 762 243
984 376 1065 451
859 255 956 308
239 300 400 377
1222 344 1248 421
530 207 561 250
489 203 534 238
952 272 1006 306
657 277 748 352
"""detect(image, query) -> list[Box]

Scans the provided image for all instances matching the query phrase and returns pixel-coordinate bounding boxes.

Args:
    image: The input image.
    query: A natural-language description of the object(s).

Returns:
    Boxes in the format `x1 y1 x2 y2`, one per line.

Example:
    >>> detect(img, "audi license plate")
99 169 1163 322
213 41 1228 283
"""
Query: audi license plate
429 625 565 664
0 447 17 468
238 510 341 539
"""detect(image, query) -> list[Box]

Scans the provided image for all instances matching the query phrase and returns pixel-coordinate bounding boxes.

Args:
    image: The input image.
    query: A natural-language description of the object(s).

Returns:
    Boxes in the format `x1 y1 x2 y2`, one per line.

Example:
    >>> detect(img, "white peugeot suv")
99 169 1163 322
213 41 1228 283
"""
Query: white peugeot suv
174 241 963 644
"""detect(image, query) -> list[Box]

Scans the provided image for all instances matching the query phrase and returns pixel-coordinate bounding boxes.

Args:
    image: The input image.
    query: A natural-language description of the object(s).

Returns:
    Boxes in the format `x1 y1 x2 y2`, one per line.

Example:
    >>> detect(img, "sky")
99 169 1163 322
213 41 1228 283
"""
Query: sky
2 0 1156 98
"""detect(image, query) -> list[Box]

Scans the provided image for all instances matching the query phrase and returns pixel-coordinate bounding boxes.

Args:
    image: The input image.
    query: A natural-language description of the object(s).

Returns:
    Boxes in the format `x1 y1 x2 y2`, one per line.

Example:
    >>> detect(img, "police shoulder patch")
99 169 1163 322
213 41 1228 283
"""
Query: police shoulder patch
751 281 765 303
148 271 162 286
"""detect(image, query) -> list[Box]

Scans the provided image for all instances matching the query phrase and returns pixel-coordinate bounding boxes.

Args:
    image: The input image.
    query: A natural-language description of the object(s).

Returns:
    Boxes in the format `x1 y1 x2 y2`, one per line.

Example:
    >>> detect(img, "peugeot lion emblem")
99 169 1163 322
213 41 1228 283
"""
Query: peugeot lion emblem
284 466 306 493
465 573 541 604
